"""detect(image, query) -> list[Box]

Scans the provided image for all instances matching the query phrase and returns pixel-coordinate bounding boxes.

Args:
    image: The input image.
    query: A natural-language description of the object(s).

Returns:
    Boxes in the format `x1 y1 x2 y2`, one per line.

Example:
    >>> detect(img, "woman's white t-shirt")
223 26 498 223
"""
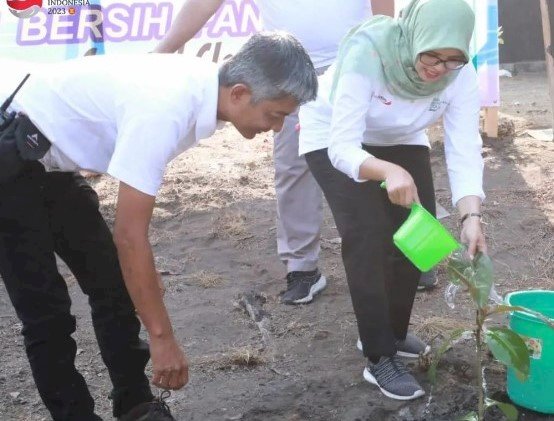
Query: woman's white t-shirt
299 64 485 205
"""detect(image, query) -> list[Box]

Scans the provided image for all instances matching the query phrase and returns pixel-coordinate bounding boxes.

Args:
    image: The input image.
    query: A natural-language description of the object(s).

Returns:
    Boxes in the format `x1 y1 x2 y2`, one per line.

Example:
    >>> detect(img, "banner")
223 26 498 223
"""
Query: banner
1 0 498 106
470 0 500 107
0 0 261 61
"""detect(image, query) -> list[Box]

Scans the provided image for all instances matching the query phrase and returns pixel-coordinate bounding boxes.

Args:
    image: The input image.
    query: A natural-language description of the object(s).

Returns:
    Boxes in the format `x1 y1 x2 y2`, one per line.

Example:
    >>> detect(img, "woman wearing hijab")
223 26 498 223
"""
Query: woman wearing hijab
299 0 487 400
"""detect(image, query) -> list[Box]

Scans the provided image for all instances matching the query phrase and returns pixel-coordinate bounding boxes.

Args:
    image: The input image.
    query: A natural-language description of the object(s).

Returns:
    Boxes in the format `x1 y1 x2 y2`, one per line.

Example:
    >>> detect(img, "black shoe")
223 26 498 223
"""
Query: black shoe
363 356 425 400
417 269 438 291
118 391 175 421
281 269 327 305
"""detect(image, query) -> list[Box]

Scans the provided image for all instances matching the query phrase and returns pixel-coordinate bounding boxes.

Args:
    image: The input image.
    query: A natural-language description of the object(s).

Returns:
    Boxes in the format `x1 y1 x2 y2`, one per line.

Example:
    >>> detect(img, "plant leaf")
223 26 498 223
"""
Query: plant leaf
469 252 493 308
447 246 472 286
485 327 530 381
485 398 518 421
457 412 478 421
428 328 469 384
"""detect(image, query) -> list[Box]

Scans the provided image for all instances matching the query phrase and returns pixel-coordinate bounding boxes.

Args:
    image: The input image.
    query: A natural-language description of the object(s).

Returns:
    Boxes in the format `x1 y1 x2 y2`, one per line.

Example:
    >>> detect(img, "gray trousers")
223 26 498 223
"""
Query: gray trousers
274 108 323 272
273 64 328 273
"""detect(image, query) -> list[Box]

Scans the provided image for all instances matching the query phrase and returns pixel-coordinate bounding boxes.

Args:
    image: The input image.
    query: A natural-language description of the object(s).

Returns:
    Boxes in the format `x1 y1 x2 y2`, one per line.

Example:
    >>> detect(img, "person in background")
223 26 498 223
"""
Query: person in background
0 32 317 421
299 0 486 400
153 1 450 306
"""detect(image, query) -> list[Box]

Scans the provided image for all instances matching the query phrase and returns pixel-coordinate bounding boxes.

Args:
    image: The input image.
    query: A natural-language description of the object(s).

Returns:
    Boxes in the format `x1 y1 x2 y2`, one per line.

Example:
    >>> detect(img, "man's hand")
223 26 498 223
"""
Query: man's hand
114 182 187 389
151 336 189 390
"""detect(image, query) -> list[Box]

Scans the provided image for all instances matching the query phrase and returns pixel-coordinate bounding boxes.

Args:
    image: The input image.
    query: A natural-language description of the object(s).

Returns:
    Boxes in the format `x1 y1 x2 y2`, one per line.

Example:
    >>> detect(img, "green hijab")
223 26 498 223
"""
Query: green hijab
330 0 475 100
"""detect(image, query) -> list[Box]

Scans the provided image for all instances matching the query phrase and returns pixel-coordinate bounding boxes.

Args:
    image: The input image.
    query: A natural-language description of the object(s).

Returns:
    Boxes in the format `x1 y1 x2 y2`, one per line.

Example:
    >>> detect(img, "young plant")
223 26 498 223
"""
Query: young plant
429 247 554 421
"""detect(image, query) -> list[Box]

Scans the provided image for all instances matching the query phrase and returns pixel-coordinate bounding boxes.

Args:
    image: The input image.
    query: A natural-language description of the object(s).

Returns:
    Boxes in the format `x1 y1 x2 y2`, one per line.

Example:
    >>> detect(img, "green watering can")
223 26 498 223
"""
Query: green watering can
380 182 460 271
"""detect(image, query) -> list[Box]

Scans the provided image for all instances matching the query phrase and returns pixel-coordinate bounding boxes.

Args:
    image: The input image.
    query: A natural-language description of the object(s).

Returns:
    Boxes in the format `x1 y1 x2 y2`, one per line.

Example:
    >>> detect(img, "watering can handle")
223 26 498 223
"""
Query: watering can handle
379 181 419 210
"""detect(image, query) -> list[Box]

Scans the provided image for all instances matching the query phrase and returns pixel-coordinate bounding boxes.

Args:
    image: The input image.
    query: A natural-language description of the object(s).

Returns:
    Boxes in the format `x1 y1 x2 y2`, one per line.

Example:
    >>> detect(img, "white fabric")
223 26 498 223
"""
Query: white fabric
256 0 372 68
299 64 484 205
1 54 219 196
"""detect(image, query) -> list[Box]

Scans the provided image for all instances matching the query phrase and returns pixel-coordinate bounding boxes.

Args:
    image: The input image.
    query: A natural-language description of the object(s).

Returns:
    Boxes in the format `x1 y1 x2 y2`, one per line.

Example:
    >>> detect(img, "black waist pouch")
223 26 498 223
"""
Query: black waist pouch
0 114 51 184
0 117 24 184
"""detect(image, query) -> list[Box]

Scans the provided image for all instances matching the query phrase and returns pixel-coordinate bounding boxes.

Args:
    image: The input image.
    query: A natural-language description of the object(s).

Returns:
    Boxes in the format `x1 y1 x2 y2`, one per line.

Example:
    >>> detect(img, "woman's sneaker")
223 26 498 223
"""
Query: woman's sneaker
118 391 175 421
357 333 430 358
363 356 425 400
281 269 327 304
396 333 431 358
417 269 438 291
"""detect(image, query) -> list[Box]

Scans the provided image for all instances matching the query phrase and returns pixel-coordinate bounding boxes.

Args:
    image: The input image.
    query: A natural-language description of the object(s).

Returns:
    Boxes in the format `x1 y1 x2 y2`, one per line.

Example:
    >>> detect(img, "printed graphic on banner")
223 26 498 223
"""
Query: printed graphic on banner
0 0 261 61
1 0 497 105
6 0 43 18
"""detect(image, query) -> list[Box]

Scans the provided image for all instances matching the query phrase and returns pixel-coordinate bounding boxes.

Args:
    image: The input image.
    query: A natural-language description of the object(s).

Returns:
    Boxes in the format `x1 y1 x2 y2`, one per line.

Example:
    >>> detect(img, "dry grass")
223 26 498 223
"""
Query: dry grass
187 270 225 288
193 346 265 370
211 211 248 239
413 316 472 343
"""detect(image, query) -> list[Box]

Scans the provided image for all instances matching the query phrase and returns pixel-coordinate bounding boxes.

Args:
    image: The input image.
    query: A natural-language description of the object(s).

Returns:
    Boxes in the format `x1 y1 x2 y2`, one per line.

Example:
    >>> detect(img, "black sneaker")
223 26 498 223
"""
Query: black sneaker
118 391 175 421
281 269 327 305
417 269 438 291
363 356 425 400
356 333 431 358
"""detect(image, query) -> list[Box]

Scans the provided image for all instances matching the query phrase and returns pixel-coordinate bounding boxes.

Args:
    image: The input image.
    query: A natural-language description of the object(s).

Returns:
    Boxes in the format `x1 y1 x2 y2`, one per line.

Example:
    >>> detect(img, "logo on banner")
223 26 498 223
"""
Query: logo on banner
6 0 42 18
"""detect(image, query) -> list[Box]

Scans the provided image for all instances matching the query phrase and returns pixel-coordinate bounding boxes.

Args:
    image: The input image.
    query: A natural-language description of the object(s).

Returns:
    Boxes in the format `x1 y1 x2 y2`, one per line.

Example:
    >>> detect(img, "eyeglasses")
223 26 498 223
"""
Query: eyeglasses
419 52 467 70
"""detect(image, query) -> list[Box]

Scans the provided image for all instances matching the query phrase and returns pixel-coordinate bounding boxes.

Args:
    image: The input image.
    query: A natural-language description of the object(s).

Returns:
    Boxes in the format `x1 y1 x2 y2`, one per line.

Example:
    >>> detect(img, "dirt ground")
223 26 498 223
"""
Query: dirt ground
0 71 553 421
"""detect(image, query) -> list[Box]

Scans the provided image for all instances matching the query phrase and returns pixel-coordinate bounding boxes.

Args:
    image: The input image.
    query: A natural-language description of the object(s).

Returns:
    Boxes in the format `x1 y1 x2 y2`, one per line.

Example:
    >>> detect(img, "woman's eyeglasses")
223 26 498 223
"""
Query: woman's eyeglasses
419 52 468 70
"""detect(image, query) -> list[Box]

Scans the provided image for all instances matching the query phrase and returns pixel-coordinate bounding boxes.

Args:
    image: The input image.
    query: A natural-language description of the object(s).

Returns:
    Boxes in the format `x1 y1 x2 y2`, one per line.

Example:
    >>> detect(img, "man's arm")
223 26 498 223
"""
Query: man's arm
154 0 224 53
113 181 188 390
371 0 395 17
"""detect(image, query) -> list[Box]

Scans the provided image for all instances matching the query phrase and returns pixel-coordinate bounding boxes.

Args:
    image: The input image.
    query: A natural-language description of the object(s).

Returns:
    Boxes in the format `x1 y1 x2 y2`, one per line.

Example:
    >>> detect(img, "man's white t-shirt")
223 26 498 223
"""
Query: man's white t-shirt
2 54 220 196
256 0 372 68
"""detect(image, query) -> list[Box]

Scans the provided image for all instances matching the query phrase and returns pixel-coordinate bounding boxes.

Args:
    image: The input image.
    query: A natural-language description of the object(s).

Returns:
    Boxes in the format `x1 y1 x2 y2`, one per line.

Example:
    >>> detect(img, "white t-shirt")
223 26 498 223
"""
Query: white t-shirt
256 0 372 68
1 54 220 196
299 64 485 205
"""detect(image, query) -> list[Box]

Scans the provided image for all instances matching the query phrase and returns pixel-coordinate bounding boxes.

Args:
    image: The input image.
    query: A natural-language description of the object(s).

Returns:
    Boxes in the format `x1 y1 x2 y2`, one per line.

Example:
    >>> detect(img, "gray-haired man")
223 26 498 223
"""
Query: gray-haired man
0 32 317 421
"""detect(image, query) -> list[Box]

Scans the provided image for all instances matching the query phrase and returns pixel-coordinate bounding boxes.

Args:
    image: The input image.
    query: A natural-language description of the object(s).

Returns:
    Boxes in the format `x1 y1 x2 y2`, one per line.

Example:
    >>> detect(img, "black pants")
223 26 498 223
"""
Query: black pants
0 162 153 420
306 145 435 358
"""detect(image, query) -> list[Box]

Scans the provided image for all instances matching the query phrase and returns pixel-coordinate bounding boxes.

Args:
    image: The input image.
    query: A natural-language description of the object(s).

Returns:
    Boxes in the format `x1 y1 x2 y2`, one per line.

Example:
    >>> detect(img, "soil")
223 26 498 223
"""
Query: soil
0 71 552 421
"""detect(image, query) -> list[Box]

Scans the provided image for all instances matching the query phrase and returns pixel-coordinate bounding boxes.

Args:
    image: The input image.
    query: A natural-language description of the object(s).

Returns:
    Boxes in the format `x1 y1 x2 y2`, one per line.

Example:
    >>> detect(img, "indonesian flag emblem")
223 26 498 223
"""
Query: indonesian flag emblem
6 0 43 18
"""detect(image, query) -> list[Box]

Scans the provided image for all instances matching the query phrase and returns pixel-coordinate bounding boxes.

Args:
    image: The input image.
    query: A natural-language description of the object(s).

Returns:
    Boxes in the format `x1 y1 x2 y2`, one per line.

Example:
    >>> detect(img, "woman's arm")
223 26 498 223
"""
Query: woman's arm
443 65 486 257
326 71 419 207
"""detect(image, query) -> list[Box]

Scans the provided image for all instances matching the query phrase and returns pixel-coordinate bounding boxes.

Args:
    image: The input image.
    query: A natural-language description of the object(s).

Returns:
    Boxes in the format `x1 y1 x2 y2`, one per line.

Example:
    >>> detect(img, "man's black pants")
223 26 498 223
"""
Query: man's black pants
0 162 153 420
306 145 436 359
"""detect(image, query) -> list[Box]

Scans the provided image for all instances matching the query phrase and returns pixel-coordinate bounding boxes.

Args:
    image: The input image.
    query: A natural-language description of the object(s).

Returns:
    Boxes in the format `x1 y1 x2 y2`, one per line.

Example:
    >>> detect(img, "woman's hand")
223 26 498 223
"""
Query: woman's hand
384 165 420 208
456 196 487 258
460 216 486 259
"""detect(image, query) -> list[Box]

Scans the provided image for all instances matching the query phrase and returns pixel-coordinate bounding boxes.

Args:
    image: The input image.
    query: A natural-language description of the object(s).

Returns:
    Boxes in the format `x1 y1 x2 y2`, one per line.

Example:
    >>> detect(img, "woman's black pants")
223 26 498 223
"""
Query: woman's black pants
305 145 436 358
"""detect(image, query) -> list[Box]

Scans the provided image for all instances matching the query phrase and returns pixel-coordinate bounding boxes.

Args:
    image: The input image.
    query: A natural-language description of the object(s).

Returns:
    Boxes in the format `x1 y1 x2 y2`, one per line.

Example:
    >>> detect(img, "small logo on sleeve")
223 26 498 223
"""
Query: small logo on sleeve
371 92 392 106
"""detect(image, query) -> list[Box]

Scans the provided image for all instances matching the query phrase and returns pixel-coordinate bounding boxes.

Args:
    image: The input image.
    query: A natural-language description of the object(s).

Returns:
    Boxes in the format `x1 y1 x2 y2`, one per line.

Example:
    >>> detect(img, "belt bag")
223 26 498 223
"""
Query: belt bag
14 114 51 160
0 114 51 183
